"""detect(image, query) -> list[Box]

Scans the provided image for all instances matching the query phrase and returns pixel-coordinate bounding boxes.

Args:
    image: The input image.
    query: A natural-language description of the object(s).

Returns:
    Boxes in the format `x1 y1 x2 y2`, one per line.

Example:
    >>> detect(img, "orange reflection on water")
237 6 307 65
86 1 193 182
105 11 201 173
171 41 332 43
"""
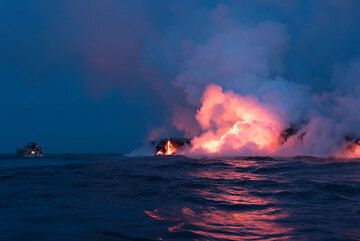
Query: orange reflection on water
190 159 265 181
144 209 166 221
189 160 292 240
196 186 270 206
192 168 265 181
145 159 293 240
187 208 292 240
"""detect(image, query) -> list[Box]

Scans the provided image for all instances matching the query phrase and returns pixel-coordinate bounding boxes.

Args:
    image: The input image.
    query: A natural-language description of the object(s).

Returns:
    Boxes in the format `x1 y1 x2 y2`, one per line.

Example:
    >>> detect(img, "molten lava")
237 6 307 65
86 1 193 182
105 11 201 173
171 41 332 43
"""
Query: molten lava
155 138 191 156
343 138 360 158
190 84 285 155
157 140 177 155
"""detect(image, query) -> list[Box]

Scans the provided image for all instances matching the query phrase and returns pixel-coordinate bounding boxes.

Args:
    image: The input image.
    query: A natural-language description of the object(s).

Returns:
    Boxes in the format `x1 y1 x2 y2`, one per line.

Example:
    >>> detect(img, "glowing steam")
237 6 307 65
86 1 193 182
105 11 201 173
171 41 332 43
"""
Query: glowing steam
140 4 360 159
341 139 360 158
190 84 286 155
168 4 360 159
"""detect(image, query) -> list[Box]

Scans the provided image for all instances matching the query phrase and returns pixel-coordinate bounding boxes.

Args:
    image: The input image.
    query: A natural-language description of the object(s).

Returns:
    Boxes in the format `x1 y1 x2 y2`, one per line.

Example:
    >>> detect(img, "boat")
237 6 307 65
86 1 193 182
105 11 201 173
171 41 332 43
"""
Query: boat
16 143 44 157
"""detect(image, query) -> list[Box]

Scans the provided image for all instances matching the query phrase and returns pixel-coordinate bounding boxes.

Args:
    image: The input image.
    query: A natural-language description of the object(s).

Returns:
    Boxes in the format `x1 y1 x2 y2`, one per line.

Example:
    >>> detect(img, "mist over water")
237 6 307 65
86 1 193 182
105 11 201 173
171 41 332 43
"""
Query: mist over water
1 155 359 240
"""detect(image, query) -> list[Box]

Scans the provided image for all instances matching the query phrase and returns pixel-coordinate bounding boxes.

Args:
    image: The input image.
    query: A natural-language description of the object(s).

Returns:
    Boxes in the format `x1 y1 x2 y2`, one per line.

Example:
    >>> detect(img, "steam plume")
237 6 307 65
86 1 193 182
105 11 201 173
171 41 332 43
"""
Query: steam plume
172 4 360 158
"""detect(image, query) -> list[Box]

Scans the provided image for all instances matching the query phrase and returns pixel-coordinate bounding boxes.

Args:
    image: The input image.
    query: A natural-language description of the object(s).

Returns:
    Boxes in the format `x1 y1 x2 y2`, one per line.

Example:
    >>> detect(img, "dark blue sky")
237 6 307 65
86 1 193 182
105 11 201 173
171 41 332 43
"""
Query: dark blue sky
1 0 360 153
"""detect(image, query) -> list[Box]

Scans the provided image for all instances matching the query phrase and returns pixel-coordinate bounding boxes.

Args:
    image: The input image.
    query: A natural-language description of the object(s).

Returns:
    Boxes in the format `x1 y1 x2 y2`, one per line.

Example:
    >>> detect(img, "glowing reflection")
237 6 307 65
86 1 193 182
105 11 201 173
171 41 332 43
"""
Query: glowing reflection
144 209 165 221
190 208 292 240
196 186 270 206
190 167 264 181
145 159 293 240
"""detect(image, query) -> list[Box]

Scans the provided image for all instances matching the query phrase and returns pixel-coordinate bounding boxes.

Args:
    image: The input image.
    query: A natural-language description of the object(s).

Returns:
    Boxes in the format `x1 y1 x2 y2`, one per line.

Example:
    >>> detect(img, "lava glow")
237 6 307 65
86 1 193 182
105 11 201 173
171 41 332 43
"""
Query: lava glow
343 140 360 158
190 84 285 155
350 146 360 158
157 140 177 155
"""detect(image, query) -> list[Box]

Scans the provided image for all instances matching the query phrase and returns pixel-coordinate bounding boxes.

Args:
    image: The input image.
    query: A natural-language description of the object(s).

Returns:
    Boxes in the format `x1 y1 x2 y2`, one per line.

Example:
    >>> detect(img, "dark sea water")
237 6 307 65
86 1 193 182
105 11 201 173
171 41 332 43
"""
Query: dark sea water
0 154 359 241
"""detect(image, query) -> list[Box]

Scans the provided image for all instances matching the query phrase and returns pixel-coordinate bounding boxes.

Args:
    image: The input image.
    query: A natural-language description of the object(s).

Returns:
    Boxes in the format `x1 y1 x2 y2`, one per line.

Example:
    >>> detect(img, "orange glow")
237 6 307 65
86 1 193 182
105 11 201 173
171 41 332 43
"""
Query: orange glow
341 140 360 158
348 145 360 158
168 222 184 232
143 159 293 240
189 209 293 240
157 140 177 155
355 145 360 156
190 84 285 155
144 209 166 221
186 159 293 239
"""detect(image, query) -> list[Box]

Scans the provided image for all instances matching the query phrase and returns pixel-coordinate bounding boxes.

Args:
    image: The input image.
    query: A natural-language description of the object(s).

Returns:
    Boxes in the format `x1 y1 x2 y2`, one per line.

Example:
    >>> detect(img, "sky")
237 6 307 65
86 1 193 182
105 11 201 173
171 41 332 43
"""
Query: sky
0 0 360 153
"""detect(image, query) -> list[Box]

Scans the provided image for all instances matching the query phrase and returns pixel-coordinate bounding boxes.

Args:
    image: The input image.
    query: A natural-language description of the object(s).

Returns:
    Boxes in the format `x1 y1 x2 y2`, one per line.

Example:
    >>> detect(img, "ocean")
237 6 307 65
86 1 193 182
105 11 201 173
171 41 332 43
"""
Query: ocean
0 154 359 241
